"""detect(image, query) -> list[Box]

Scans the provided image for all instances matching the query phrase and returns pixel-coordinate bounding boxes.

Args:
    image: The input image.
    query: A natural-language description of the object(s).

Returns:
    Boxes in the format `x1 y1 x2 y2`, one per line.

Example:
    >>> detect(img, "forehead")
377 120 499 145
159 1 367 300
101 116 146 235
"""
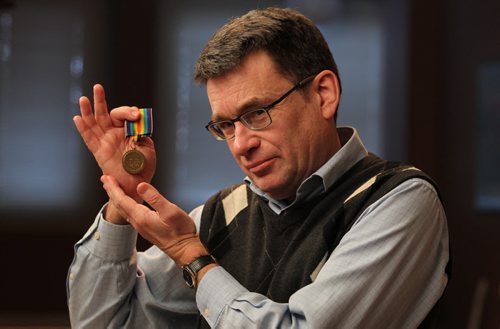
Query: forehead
206 51 290 118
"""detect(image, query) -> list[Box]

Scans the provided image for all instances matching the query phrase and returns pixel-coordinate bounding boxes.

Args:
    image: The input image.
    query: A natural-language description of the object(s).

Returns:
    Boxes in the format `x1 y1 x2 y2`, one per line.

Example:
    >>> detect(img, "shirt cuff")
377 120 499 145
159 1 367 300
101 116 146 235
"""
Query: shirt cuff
196 266 248 326
80 204 138 261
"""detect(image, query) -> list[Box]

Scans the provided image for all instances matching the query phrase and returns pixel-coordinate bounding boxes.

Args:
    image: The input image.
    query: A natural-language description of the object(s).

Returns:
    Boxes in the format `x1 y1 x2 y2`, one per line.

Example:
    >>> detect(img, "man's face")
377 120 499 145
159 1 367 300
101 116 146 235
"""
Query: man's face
207 51 335 201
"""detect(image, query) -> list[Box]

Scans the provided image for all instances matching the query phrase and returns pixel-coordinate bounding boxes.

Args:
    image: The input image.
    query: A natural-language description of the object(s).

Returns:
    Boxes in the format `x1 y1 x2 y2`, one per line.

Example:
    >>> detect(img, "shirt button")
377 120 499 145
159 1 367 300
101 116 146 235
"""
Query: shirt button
94 232 100 240
204 308 210 317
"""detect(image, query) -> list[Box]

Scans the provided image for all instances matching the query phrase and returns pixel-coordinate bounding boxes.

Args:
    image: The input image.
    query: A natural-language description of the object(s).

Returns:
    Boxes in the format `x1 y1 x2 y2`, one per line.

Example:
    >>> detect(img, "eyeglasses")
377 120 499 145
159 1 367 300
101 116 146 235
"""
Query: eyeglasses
205 75 315 141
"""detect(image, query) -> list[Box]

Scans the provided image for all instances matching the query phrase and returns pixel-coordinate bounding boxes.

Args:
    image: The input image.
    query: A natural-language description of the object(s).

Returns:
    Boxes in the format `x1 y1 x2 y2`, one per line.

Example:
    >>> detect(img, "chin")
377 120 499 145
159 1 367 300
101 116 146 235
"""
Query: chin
255 182 292 201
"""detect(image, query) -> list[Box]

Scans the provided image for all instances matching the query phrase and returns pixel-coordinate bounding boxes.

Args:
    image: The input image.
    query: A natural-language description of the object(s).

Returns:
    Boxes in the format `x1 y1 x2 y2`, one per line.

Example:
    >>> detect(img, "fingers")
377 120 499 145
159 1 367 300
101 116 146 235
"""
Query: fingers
110 106 141 128
101 176 198 263
73 97 101 153
78 84 115 133
78 95 95 125
102 176 180 222
77 84 141 131
93 84 113 130
78 91 105 140
136 183 193 233
137 183 174 216
73 115 99 153
78 95 93 118
101 175 148 223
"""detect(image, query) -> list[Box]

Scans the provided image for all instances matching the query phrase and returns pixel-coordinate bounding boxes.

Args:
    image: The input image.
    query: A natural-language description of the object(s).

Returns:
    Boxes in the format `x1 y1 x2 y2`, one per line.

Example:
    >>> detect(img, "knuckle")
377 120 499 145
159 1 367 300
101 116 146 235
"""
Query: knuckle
134 214 147 226
146 194 162 207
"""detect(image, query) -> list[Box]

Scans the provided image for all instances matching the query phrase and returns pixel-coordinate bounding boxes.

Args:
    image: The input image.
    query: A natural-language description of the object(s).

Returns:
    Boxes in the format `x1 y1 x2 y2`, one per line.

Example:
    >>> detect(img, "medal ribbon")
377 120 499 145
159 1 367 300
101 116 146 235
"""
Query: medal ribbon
125 108 153 142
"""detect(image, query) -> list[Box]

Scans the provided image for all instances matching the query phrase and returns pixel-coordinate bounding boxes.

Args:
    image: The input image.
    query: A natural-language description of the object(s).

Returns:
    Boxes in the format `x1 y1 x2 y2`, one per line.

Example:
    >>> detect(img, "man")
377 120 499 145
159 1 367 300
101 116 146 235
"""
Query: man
68 7 449 328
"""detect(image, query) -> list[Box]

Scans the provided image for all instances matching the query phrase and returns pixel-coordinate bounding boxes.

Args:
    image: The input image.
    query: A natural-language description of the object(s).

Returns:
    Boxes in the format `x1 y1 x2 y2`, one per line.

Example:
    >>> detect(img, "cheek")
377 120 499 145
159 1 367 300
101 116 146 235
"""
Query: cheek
227 144 242 163
267 116 307 159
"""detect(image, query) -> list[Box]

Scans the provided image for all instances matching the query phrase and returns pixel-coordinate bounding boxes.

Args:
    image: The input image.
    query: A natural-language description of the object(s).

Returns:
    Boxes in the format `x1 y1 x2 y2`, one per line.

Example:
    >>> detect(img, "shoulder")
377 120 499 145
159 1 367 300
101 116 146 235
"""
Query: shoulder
354 176 446 233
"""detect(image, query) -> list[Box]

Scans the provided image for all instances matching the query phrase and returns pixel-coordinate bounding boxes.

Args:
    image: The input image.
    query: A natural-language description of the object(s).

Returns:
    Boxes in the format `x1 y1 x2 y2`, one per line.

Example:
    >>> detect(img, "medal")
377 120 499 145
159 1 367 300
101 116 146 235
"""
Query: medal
122 149 146 174
122 108 153 175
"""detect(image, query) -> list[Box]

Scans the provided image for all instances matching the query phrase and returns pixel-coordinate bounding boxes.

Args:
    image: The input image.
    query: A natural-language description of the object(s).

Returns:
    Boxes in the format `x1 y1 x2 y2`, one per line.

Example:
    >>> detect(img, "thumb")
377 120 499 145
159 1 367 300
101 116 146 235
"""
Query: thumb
109 107 141 127
137 182 172 215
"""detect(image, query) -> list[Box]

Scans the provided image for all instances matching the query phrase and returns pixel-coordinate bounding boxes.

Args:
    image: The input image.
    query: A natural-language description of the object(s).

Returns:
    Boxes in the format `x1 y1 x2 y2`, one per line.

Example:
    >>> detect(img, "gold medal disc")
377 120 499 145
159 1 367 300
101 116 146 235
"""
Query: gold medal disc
122 149 146 174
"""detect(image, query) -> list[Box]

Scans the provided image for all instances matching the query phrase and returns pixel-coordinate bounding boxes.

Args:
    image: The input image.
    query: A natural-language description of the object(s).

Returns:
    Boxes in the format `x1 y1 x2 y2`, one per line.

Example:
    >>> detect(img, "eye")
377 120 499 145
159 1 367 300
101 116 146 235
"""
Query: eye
217 121 234 131
251 109 267 117
242 109 268 124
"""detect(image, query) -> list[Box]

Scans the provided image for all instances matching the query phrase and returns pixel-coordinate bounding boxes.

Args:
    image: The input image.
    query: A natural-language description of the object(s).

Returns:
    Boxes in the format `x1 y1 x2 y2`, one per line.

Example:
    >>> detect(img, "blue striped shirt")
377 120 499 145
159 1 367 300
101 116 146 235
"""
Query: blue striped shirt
67 127 449 328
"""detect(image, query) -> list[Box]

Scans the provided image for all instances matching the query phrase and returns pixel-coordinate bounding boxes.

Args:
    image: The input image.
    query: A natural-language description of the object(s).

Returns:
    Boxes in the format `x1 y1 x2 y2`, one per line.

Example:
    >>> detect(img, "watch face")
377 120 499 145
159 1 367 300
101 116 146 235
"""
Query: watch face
182 268 195 288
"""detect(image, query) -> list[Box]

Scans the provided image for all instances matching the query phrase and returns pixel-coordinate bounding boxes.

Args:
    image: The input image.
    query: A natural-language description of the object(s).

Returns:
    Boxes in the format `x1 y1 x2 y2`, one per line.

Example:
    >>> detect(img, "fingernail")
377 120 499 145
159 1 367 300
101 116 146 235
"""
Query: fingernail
137 183 149 195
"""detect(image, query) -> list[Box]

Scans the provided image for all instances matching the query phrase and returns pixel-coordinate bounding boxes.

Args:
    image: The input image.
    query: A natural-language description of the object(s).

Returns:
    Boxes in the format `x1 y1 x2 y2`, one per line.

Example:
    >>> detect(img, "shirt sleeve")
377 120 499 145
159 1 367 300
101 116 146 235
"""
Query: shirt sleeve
67 204 202 329
196 178 449 328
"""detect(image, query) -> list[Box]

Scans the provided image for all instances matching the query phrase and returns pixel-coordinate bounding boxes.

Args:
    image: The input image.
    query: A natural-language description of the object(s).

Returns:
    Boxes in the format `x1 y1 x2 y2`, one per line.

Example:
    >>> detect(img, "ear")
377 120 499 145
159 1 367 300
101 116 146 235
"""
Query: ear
312 70 340 121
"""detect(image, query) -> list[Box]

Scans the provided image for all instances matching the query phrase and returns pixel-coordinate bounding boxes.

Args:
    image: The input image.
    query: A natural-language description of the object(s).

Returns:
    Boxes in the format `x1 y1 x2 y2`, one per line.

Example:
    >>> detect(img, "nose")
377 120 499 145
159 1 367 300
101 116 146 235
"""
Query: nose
230 121 260 156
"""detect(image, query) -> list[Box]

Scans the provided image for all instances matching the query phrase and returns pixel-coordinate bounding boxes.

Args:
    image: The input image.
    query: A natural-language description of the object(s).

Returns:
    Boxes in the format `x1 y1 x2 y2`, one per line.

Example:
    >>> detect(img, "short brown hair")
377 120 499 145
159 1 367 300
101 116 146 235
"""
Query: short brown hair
194 7 342 93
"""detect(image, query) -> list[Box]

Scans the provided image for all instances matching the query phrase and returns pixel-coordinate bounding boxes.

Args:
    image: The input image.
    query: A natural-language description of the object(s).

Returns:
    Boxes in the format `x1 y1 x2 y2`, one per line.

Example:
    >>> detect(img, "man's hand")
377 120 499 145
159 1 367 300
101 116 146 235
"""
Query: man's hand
73 84 156 223
101 175 209 266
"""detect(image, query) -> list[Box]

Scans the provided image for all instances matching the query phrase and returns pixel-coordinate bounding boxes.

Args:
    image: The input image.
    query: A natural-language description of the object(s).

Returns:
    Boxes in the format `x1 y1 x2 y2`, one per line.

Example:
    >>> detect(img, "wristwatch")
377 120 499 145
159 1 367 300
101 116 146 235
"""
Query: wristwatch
182 255 216 288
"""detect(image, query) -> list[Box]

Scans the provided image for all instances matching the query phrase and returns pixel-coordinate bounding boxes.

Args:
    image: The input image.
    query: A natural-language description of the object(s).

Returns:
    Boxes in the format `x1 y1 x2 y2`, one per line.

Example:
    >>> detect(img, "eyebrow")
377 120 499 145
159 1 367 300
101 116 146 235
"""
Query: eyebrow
211 95 271 122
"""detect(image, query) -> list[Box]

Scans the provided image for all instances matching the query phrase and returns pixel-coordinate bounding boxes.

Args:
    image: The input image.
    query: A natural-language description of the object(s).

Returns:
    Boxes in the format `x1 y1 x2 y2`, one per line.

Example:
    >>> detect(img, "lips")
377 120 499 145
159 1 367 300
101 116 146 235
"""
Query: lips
247 158 276 174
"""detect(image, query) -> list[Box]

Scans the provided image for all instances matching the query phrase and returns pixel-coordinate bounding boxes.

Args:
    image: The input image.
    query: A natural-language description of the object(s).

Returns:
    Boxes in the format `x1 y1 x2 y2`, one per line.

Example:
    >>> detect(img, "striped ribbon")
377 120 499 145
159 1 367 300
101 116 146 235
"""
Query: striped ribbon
125 108 153 141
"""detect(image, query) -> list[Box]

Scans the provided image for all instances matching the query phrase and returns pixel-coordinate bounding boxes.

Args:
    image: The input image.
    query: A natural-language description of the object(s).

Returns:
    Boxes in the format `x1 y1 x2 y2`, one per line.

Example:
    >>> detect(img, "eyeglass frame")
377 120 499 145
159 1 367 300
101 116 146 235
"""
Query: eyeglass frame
205 74 316 141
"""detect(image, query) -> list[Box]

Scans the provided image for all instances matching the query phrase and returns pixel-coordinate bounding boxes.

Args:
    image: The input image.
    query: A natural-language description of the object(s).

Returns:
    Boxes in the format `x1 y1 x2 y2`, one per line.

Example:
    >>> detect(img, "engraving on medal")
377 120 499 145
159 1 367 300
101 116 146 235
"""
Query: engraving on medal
122 149 146 174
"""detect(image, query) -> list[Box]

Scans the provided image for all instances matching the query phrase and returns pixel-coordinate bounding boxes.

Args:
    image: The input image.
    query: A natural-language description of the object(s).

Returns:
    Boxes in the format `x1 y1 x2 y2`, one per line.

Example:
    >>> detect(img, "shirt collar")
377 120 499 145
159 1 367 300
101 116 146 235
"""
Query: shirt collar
245 126 368 214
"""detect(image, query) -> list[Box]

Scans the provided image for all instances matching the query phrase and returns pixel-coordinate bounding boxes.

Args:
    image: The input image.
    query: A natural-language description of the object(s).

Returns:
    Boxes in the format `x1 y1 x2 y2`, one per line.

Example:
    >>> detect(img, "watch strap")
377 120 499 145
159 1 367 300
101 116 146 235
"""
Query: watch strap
182 255 216 288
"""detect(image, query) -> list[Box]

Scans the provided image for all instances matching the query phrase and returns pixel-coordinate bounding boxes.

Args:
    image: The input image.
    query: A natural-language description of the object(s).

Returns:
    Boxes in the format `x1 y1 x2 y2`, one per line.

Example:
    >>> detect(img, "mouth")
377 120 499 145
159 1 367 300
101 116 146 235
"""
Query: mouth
247 158 276 175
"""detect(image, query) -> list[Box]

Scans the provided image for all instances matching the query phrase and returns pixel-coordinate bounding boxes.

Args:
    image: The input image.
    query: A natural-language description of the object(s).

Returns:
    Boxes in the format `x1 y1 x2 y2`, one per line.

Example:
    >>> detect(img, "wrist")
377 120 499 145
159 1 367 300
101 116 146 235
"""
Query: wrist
174 239 211 267
182 254 217 289
103 202 128 225
196 262 218 287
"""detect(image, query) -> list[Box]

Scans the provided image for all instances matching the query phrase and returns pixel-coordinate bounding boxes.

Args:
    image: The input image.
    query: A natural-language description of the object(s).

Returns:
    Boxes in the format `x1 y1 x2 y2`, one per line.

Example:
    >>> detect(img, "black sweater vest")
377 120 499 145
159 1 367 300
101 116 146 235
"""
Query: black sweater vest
197 154 444 327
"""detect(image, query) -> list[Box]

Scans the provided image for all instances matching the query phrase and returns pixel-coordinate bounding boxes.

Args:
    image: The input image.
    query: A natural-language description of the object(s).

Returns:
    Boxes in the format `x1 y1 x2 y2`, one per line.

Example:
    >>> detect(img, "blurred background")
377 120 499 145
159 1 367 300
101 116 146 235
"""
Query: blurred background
0 0 498 327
